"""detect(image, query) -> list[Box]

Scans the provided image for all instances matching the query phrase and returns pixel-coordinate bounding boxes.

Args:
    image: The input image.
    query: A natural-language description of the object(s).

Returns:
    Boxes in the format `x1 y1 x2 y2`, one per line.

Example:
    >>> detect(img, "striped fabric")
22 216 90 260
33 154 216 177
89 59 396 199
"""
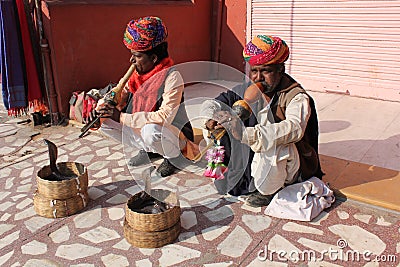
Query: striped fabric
243 35 289 66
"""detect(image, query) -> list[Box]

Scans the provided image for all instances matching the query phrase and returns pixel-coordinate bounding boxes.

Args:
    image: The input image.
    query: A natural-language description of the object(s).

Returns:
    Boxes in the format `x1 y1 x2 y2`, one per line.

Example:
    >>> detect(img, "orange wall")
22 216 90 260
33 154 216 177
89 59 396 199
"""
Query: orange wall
41 0 247 117
42 1 213 116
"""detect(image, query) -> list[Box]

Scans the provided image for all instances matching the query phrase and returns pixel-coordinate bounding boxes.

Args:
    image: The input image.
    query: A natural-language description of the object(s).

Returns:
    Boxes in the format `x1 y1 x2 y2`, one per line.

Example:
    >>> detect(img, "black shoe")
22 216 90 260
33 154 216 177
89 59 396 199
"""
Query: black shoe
156 158 176 177
245 191 274 208
128 150 151 166
147 152 161 159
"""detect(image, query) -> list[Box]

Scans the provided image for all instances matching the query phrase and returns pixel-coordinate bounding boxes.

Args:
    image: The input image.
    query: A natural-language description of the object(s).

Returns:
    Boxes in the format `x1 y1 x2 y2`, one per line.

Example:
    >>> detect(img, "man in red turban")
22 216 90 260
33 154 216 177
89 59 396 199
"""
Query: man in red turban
99 16 194 177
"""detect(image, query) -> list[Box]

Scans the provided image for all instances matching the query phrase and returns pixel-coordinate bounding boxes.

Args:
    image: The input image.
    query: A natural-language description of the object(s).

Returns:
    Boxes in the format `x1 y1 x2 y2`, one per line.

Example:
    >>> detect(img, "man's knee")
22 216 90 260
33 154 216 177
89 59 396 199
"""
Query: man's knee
141 124 163 146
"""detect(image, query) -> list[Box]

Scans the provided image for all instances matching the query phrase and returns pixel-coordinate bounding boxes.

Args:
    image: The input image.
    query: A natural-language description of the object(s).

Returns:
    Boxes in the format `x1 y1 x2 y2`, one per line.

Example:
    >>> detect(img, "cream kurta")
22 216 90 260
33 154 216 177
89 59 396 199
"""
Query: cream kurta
243 93 311 195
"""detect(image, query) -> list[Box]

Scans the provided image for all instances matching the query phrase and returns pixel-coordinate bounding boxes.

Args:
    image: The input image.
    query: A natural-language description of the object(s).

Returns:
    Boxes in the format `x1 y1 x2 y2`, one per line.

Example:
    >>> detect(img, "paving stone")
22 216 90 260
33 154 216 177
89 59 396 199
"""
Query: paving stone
282 222 323 236
14 206 36 220
0 230 20 250
181 211 197 230
0 214 11 221
0 168 12 178
5 177 15 190
337 210 350 220
180 184 216 201
55 243 102 260
200 198 221 209
92 168 109 178
0 201 14 212
217 225 252 258
0 224 15 235
240 204 262 213
17 184 32 193
204 262 235 267
178 231 199 244
106 152 124 161
87 187 106 200
101 253 129 267
10 261 21 267
242 214 272 233
104 185 118 191
159 244 201 266
107 207 125 220
49 225 70 243
24 216 53 233
88 161 109 171
74 206 102 228
297 237 336 254
202 225 229 241
95 147 110 157
79 226 120 244
328 224 386 255
106 194 128 205
0 250 14 266
100 177 113 184
267 234 301 262
112 239 131 251
135 259 152 267
354 213 372 224
111 167 125 174
16 198 32 210
75 154 95 163
20 178 31 185
21 240 48 255
124 185 141 195
308 262 343 267
11 194 27 201
138 248 155 256
203 206 233 222
20 167 34 178
375 216 392 226
63 141 82 151
70 146 92 156
23 258 61 267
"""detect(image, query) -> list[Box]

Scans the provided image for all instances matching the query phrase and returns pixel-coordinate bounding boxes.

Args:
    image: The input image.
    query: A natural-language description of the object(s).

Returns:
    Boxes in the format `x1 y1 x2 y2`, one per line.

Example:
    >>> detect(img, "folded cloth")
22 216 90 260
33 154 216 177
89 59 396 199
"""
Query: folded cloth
264 177 335 221
1 0 28 115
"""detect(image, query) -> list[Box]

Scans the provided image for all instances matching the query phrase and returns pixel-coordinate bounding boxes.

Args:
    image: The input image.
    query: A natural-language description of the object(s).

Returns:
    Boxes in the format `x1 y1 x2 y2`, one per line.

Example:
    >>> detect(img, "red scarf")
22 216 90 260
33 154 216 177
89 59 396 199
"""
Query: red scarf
127 57 174 113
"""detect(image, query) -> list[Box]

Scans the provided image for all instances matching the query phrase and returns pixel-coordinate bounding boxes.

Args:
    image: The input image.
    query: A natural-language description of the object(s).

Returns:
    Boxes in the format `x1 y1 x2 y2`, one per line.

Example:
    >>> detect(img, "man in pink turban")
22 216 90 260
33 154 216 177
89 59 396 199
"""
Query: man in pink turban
202 35 323 207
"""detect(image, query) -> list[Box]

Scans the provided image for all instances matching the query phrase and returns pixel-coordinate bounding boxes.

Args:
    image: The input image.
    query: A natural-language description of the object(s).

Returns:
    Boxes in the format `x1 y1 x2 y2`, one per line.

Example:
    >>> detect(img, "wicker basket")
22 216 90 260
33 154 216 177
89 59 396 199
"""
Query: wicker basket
125 189 181 232
36 162 88 199
33 190 89 218
123 218 181 248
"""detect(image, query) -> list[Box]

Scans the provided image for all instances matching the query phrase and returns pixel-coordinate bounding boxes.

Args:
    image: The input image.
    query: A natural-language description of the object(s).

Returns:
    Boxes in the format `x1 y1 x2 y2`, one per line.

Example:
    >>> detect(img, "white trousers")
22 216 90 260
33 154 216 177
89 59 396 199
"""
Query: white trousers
251 142 300 195
99 119 184 159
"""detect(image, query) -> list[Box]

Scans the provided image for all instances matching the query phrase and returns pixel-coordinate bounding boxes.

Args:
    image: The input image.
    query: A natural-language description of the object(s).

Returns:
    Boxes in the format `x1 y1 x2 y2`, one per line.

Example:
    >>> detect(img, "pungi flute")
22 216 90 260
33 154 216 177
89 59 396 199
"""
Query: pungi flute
79 64 135 138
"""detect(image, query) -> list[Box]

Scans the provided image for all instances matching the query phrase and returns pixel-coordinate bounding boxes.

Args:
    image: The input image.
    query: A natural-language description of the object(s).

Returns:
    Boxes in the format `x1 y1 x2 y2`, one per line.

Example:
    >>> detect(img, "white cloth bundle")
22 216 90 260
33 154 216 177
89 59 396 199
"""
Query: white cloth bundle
264 177 335 221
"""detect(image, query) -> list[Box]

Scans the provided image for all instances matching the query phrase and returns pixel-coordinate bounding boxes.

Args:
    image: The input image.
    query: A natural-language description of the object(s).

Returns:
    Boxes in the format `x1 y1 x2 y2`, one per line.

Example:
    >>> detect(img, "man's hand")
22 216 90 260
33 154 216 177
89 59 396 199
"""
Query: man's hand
98 102 121 122
212 110 242 140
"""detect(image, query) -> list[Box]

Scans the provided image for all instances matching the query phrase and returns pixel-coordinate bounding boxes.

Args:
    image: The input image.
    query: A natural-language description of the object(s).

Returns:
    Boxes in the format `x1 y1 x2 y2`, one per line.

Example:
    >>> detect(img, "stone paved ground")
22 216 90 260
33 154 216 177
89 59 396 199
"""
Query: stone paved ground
0 109 399 266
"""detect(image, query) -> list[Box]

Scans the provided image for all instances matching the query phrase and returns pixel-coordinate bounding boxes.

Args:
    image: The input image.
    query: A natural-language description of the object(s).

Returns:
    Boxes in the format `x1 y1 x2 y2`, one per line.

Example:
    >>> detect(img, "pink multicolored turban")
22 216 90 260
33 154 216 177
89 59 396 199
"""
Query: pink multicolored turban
243 35 289 66
123 16 168 51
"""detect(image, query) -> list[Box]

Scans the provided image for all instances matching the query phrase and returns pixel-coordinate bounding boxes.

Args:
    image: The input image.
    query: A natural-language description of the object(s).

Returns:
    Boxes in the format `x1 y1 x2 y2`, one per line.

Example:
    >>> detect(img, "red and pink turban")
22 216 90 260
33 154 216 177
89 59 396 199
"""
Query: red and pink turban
243 35 289 66
123 16 168 51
